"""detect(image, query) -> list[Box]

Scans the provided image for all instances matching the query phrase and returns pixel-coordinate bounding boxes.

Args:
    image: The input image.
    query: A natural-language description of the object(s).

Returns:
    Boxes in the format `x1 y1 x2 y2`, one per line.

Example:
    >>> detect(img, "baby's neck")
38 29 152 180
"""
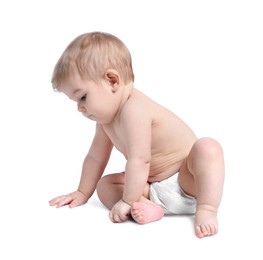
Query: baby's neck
117 81 134 112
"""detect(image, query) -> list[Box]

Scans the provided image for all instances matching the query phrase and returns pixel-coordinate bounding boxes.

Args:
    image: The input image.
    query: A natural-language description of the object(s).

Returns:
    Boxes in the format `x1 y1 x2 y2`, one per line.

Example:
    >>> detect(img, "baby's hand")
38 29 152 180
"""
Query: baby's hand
109 199 131 223
49 190 88 208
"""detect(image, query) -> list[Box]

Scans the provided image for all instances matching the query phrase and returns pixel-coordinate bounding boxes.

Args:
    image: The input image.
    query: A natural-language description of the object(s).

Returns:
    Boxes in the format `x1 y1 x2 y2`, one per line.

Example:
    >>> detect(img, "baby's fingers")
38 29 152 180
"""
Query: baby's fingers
49 195 64 206
49 194 73 208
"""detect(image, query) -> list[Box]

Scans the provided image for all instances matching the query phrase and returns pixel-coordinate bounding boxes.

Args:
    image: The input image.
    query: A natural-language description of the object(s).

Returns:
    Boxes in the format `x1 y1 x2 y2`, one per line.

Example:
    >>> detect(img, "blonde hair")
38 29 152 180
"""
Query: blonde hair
51 32 134 91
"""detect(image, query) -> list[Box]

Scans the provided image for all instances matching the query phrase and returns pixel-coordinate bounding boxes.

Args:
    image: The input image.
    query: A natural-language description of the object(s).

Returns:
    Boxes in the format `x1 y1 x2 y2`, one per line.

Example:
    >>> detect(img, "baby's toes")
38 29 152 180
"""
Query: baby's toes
195 225 205 238
196 224 212 238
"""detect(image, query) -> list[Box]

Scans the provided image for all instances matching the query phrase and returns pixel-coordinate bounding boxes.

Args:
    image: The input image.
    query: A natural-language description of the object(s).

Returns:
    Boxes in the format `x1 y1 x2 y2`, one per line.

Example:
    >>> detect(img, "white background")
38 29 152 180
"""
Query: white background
0 0 262 259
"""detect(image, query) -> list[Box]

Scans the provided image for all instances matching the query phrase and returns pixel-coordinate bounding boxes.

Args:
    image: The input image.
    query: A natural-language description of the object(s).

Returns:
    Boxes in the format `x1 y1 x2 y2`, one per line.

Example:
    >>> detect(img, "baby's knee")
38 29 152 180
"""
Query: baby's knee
96 175 110 194
194 137 223 159
96 173 124 195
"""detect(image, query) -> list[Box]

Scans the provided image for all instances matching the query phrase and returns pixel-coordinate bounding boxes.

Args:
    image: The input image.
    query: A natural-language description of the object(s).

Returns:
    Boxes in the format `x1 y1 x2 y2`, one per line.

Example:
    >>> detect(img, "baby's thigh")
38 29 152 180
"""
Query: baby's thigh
178 160 196 198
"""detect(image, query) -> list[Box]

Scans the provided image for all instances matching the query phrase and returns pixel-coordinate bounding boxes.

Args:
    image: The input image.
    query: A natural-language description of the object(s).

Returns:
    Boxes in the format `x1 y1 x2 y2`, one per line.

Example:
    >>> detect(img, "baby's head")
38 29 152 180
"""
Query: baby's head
51 32 134 91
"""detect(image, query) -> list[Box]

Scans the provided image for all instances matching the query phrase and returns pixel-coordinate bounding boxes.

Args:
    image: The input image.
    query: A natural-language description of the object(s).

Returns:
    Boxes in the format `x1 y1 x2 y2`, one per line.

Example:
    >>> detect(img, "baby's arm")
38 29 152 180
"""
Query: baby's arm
120 102 152 204
109 101 151 222
78 124 113 200
49 124 113 208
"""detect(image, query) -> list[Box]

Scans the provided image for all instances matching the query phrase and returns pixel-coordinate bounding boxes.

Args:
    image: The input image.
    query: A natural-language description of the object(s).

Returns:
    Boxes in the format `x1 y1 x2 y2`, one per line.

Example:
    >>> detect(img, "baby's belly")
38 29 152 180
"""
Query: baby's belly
148 154 186 183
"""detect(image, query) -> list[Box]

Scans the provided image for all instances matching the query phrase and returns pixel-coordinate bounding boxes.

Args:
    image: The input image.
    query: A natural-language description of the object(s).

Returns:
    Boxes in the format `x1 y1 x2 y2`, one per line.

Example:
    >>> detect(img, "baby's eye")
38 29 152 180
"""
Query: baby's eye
80 94 86 102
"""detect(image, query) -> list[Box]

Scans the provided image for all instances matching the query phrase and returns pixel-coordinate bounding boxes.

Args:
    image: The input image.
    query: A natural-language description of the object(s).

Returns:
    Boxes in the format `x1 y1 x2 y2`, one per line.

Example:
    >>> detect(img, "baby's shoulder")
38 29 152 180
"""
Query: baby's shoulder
118 89 155 123
124 89 157 114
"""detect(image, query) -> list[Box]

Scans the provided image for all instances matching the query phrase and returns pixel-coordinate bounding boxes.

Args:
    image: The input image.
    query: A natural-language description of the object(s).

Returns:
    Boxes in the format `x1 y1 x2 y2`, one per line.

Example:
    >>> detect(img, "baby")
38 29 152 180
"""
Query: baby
49 32 225 238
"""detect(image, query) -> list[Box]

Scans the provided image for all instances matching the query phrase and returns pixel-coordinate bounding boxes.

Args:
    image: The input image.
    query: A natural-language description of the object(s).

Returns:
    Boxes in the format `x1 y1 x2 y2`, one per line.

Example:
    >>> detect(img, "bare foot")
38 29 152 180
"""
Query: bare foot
195 205 218 238
131 202 164 224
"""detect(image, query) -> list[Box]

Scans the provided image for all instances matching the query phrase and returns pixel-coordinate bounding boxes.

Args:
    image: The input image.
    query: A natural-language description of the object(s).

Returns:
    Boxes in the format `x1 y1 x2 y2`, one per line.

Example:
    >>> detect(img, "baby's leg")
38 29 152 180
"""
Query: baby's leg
179 138 225 238
131 197 164 224
97 173 164 224
96 172 126 209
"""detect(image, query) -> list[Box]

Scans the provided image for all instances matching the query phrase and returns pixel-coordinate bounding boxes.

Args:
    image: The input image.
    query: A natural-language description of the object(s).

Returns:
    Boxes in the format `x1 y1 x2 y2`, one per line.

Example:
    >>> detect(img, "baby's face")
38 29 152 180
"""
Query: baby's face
61 76 123 124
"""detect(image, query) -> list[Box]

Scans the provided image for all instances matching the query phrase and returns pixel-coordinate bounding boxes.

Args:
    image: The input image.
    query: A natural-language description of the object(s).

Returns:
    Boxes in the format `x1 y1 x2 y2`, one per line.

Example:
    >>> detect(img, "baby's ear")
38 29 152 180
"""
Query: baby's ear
105 69 120 92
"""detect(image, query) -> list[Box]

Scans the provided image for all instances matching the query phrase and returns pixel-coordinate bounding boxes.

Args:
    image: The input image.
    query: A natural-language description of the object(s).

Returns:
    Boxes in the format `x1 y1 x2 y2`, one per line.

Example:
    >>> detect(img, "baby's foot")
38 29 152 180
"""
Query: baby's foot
195 205 218 238
131 202 164 224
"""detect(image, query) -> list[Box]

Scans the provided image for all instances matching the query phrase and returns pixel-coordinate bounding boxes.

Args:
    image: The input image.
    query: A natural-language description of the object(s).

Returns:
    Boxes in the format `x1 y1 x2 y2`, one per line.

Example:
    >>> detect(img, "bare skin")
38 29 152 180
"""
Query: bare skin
131 201 164 224
97 137 225 238
123 137 224 238
49 74 225 238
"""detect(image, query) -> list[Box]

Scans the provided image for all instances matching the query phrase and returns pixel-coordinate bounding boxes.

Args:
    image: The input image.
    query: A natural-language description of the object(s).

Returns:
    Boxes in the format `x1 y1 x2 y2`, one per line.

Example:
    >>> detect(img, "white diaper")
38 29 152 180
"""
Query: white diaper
149 173 196 215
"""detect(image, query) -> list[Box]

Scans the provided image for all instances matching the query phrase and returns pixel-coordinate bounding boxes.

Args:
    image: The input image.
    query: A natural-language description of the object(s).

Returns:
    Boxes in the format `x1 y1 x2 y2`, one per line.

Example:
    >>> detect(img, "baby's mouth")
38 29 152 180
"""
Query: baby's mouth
85 114 95 120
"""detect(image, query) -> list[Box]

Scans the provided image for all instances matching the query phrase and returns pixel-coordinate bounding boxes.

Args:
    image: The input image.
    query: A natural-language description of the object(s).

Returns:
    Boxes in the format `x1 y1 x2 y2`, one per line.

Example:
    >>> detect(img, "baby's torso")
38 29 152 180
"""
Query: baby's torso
103 88 197 182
